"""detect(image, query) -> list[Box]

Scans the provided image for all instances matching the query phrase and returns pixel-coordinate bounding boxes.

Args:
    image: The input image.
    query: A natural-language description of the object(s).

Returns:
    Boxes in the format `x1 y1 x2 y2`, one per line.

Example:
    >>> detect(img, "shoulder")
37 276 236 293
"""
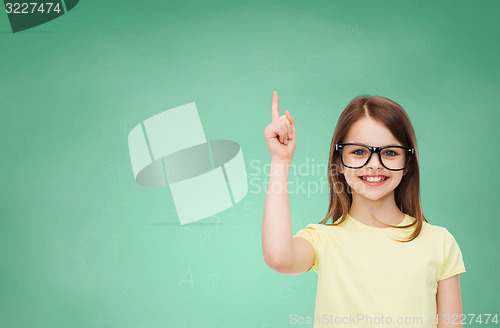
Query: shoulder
302 222 345 232
297 223 327 234
419 219 461 245
294 223 333 239
421 219 449 235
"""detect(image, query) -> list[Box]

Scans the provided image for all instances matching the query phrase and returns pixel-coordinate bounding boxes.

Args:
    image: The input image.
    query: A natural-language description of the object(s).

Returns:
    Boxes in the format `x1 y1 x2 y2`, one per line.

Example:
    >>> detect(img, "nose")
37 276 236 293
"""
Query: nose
366 152 383 169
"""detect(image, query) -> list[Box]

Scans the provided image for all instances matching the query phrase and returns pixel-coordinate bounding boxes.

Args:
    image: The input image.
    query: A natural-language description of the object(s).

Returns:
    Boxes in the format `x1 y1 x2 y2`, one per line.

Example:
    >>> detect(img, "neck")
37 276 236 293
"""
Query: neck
349 191 404 227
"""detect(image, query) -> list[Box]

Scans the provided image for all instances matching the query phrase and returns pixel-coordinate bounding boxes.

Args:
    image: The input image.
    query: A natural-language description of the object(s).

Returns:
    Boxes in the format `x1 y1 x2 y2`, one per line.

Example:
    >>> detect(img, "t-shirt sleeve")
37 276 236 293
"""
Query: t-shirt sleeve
438 228 466 281
292 224 321 273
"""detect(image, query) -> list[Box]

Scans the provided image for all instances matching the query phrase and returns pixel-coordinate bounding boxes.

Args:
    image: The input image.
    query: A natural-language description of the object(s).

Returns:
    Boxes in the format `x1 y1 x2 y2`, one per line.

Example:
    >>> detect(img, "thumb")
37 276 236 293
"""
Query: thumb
284 110 295 139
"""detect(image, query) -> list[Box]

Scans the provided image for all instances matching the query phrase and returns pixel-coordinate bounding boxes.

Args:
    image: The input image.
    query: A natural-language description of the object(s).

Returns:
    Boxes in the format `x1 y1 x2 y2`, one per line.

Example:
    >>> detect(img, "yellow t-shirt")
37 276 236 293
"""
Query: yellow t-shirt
292 213 466 328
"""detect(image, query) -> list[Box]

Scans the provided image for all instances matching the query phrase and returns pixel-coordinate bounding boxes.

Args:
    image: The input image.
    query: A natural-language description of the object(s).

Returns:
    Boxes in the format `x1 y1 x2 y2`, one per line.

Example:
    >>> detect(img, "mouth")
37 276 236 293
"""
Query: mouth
359 175 389 185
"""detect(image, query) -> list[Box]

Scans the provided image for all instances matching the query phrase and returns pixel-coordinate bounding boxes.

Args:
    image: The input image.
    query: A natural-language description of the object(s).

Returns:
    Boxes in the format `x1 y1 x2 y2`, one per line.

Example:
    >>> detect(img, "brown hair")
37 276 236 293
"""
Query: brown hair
319 95 428 242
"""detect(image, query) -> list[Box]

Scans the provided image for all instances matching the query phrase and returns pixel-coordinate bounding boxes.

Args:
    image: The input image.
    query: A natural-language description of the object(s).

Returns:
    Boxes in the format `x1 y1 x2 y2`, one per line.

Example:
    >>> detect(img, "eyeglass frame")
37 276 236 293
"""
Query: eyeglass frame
335 142 414 171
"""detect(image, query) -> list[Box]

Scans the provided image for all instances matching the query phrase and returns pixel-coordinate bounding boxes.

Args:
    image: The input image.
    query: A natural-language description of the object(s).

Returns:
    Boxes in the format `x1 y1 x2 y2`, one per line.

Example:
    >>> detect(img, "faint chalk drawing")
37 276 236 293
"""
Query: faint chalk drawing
84 310 111 328
139 322 159 328
198 216 220 251
177 269 195 288
280 281 297 298
80 231 120 265
256 56 279 74
101 280 128 296
206 273 220 293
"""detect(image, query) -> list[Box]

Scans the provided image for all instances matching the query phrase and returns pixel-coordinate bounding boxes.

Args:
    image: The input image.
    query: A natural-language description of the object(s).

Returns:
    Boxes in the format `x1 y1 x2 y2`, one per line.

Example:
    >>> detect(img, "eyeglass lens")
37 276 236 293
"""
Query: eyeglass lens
341 144 408 170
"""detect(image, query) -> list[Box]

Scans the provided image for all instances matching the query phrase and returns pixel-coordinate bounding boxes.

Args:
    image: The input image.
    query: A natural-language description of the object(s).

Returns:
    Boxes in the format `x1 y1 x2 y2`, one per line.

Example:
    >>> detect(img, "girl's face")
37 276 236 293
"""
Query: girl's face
338 116 408 202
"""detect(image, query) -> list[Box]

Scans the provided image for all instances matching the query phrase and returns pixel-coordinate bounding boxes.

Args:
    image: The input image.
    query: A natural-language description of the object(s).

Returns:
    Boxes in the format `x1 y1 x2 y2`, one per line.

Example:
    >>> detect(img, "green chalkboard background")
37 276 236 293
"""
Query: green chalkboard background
1 0 499 327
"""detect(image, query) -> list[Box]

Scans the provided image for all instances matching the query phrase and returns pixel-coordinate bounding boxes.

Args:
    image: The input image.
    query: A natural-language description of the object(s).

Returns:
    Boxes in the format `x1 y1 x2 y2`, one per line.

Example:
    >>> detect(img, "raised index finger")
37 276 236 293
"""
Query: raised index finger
271 91 280 122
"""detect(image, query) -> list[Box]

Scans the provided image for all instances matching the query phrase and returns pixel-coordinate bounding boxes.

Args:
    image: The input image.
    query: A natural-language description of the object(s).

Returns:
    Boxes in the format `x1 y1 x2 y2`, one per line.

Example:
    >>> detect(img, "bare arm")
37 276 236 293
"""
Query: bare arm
436 274 463 328
261 91 315 274
262 159 294 269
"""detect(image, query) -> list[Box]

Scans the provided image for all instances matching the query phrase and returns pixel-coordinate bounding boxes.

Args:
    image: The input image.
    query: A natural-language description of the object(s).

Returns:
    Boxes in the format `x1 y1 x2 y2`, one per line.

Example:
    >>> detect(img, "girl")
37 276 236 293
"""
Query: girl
262 91 465 328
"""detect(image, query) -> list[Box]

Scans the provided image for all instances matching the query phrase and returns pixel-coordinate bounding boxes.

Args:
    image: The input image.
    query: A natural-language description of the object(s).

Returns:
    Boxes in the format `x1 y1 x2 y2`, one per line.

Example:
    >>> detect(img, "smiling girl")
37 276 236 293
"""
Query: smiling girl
262 91 466 328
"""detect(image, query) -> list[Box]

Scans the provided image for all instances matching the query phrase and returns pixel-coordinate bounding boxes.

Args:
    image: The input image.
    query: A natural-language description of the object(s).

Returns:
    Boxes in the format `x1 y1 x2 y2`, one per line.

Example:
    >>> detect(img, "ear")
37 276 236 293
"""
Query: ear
403 157 412 176
337 157 344 175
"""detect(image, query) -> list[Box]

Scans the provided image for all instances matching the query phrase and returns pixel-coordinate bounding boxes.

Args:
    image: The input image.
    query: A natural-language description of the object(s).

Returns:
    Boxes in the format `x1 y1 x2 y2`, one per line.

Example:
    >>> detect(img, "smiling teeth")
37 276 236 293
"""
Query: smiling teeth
362 176 385 182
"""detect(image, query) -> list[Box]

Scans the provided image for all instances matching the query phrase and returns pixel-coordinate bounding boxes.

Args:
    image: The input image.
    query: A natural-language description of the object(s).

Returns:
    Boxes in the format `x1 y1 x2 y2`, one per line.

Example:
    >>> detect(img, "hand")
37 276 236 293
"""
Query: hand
263 91 296 162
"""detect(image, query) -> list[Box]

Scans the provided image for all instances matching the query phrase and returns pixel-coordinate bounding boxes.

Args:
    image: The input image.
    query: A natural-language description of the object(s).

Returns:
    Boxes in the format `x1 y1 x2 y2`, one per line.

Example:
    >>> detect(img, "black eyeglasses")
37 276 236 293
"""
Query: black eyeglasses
335 143 414 171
